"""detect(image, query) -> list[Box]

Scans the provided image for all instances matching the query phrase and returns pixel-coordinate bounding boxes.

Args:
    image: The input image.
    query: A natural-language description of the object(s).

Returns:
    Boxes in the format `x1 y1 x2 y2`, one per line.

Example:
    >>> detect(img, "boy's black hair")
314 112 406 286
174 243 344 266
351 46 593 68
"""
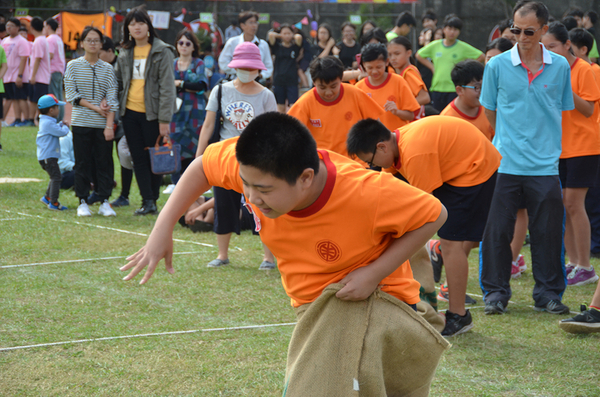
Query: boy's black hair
102 36 116 52
30 17 43 32
485 37 513 54
45 18 58 32
347 119 392 158
421 8 437 24
40 105 57 115
309 56 343 83
8 17 20 28
498 18 512 33
513 1 549 26
569 28 594 55
450 59 484 87
361 42 388 65
585 10 598 25
239 11 259 26
389 35 412 51
547 21 570 44
443 16 463 30
236 112 320 185
561 16 578 31
566 7 584 19
395 11 416 28
360 27 387 46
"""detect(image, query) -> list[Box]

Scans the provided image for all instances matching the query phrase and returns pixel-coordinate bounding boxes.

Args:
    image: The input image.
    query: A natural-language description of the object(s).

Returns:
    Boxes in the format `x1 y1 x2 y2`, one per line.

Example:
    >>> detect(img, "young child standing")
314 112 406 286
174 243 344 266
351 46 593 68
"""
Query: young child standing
355 43 420 131
36 94 69 210
441 60 494 141
387 36 431 107
268 24 303 113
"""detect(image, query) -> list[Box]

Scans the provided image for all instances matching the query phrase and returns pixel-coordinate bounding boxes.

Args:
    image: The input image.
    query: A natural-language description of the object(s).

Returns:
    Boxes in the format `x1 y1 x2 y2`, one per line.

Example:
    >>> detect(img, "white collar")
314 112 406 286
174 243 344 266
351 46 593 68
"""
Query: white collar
510 43 553 66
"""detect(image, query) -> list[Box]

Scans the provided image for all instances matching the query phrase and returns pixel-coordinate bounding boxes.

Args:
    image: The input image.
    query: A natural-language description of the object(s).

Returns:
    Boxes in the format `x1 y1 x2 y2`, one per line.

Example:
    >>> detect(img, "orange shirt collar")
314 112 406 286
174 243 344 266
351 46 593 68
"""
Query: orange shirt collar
450 99 482 120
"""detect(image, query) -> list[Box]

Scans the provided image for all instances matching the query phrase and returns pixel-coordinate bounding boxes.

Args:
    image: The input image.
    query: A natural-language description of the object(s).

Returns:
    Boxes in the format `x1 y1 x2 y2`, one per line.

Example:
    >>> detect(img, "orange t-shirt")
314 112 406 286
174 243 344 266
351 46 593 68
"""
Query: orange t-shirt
288 83 384 159
202 138 443 307
440 99 495 141
355 73 420 131
392 116 501 193
400 64 428 97
561 58 600 159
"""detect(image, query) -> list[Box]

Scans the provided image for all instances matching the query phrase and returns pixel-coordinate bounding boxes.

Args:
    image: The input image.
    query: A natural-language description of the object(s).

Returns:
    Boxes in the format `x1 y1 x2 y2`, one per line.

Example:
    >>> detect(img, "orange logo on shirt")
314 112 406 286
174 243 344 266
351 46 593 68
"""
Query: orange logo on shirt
344 112 353 121
316 240 341 262
387 95 396 102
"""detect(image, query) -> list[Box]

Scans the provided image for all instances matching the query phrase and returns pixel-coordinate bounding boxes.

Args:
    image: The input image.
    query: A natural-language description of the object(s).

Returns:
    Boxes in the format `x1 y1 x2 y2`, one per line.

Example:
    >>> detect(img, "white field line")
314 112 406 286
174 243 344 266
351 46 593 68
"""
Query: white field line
1 251 203 269
0 322 298 352
0 218 28 221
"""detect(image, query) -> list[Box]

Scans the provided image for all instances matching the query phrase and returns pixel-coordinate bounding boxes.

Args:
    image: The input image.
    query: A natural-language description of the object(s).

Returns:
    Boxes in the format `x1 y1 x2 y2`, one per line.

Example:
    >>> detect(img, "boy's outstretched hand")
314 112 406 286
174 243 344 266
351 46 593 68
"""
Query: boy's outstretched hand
120 236 175 284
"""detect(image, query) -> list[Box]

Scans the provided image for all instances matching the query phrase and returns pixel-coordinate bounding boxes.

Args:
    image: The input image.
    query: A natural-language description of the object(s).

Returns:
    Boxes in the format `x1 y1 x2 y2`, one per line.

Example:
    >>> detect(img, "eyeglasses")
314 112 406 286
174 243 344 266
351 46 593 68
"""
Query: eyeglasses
367 145 378 168
461 85 481 92
178 40 192 47
84 39 101 44
509 26 544 36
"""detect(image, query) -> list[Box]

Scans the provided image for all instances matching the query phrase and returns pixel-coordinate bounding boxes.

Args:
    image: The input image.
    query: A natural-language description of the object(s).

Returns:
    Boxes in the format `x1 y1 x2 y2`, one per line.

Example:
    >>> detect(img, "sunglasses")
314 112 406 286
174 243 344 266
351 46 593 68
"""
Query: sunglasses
178 40 192 47
509 26 544 36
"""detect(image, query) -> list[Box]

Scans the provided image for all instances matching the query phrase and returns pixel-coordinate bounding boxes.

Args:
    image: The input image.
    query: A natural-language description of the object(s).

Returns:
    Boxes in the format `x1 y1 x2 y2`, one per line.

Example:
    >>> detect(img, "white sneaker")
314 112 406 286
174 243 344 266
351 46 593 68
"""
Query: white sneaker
77 199 92 217
1 121 8 127
163 184 176 194
98 200 116 217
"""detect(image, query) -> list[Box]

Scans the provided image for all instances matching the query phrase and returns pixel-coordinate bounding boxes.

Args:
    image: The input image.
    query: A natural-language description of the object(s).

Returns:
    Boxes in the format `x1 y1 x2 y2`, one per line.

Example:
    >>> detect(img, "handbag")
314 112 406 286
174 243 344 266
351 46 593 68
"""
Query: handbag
147 136 181 175
208 82 224 145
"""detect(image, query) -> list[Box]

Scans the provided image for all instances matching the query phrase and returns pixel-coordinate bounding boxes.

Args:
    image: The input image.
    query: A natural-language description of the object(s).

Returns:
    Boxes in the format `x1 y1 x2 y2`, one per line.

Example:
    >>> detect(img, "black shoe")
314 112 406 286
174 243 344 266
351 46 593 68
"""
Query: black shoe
111 196 130 207
534 299 570 315
484 300 506 315
559 305 600 334
188 220 214 233
442 310 474 337
134 200 157 216
178 216 188 228
87 192 102 205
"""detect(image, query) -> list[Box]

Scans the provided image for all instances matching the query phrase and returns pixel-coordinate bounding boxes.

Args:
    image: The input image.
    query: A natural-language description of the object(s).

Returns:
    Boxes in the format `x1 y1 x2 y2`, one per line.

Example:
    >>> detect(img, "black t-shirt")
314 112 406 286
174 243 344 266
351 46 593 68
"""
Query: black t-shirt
270 41 301 86
336 41 361 69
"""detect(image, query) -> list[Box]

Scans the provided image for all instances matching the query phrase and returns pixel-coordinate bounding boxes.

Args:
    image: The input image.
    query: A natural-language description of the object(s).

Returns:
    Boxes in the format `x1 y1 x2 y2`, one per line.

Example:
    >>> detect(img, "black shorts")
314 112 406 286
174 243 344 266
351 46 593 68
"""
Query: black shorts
429 91 458 112
273 85 299 105
4 82 29 100
559 155 600 188
29 83 49 103
0 93 3 119
432 172 497 242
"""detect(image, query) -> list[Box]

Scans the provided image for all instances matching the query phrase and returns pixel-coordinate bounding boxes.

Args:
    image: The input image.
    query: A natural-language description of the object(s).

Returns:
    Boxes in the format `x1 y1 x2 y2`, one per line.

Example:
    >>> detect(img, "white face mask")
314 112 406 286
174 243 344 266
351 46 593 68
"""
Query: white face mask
236 69 259 83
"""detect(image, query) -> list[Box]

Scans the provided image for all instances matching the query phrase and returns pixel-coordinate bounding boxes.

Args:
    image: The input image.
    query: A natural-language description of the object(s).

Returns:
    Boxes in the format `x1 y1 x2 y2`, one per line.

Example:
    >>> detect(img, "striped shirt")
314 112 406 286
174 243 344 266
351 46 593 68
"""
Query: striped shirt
64 57 118 129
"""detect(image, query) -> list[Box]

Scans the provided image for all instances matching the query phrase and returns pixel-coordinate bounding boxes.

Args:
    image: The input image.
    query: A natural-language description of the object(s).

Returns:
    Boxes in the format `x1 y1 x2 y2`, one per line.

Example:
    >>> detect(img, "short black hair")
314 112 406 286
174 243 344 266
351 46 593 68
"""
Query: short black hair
485 37 513 54
361 42 388 66
389 35 412 51
8 17 20 28
513 1 549 26
239 11 259 26
30 17 43 32
562 16 578 31
569 28 594 55
450 59 484 87
309 56 343 83
566 7 584 19
585 10 599 25
396 11 416 28
81 25 103 43
360 27 387 46
40 105 58 115
236 112 320 185
422 8 437 23
102 36 116 52
347 119 392 158
498 18 512 33
443 16 463 30
45 18 58 32
547 21 570 45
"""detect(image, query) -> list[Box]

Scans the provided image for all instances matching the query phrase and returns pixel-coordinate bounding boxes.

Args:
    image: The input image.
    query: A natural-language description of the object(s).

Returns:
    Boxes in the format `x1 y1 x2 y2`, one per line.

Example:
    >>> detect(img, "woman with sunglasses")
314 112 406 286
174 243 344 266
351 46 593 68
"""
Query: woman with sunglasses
115 6 176 215
162 29 208 195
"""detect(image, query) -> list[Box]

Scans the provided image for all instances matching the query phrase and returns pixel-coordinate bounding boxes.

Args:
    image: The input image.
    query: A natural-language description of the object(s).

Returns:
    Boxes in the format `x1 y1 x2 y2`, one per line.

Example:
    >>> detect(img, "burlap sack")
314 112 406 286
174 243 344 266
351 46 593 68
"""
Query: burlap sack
283 284 451 397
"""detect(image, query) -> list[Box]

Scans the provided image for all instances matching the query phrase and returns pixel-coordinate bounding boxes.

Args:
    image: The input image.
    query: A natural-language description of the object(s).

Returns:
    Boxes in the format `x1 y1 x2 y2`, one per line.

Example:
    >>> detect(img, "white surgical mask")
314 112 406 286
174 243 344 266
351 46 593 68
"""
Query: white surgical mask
236 69 259 83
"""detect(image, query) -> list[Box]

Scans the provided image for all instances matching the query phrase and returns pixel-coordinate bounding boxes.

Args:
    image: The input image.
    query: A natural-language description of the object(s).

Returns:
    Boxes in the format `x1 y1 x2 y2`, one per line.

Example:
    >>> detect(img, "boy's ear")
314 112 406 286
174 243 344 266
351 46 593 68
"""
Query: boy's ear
298 168 315 187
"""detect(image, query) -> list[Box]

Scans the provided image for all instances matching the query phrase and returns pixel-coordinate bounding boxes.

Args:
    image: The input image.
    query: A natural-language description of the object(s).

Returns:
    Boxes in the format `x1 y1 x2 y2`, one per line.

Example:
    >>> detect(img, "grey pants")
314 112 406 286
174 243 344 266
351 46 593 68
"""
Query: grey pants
49 72 64 122
479 173 566 307
39 158 62 203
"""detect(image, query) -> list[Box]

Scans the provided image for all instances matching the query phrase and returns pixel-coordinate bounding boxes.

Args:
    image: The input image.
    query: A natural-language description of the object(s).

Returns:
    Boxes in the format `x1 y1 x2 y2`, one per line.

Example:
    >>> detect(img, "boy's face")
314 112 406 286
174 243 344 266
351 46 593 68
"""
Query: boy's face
240 17 258 37
398 23 412 36
355 141 395 169
457 79 482 108
46 105 60 118
313 78 342 102
363 58 387 82
442 26 460 41
570 44 587 59
239 164 312 219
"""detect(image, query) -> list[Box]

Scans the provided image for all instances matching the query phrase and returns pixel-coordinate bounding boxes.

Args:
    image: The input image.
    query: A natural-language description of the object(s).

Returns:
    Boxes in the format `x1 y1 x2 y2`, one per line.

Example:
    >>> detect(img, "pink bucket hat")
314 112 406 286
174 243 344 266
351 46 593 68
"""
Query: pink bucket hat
227 41 266 70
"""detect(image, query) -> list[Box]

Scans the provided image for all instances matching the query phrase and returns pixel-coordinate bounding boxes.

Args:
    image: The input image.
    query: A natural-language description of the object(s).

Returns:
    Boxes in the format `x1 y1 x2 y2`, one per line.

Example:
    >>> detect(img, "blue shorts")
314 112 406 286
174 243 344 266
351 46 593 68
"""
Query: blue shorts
433 172 497 242
559 155 600 188
5 82 29 100
29 83 49 103
273 85 299 105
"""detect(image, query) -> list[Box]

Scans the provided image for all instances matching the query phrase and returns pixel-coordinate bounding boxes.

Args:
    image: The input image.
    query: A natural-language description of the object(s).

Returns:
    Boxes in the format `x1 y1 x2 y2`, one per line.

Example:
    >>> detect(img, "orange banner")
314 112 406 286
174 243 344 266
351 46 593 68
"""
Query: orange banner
61 12 113 50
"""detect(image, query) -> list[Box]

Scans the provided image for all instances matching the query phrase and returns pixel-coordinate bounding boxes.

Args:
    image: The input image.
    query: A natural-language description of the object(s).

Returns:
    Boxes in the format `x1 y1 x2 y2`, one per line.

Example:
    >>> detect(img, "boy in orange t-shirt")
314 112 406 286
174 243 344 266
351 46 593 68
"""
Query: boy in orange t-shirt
121 113 447 392
441 60 494 141
288 56 384 159
348 116 501 337
355 43 420 131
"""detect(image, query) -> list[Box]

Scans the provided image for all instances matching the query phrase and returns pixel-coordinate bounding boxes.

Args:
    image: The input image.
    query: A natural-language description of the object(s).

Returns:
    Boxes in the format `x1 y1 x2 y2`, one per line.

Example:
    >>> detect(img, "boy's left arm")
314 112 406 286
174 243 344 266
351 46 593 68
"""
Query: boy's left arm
336 205 447 301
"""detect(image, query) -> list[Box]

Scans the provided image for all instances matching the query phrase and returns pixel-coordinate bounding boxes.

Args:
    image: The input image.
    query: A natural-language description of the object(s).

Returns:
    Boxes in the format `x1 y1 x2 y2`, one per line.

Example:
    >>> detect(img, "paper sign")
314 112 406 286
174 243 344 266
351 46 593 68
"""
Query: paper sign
15 8 28 17
259 13 270 24
349 15 362 24
200 13 214 23
148 10 170 29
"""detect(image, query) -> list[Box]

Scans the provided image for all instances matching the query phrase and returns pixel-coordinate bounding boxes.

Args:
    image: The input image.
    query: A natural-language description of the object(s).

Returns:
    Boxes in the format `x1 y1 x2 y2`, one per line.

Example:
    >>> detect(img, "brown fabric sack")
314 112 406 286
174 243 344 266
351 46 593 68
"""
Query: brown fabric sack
283 284 451 397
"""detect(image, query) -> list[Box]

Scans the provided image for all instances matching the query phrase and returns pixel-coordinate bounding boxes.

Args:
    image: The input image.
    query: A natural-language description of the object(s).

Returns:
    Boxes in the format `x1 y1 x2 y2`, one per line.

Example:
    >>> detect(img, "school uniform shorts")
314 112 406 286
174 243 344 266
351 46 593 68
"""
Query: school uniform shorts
4 82 29 100
29 83 49 103
559 155 600 188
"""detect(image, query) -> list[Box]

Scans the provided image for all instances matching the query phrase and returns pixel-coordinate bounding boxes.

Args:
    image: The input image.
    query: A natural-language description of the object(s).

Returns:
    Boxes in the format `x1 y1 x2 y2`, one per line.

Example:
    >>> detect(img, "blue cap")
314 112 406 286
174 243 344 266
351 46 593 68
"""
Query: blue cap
38 94 66 109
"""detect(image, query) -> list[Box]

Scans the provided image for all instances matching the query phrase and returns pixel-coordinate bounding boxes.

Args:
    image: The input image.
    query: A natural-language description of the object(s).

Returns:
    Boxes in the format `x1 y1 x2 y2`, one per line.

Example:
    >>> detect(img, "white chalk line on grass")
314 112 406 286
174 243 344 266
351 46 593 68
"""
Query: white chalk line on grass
2 209 216 248
1 251 203 269
0 322 298 352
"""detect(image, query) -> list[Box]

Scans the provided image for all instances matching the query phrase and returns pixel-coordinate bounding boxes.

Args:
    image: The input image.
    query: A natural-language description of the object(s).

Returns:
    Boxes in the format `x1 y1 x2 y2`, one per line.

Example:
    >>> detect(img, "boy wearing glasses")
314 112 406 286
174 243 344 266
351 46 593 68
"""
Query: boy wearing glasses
441 60 493 141
479 1 574 315
347 116 501 337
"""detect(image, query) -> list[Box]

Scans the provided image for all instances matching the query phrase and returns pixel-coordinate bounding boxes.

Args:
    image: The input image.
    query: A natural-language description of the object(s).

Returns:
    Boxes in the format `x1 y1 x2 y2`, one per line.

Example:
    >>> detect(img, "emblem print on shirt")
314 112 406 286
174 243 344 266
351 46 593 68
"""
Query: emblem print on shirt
310 119 322 127
344 111 353 121
316 240 342 262
243 203 262 232
387 95 396 102
225 100 255 131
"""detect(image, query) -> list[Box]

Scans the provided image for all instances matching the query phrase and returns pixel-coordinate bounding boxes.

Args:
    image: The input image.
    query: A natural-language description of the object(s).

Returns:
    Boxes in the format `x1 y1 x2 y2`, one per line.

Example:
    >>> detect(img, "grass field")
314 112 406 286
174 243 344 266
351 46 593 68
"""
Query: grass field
1 126 599 396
